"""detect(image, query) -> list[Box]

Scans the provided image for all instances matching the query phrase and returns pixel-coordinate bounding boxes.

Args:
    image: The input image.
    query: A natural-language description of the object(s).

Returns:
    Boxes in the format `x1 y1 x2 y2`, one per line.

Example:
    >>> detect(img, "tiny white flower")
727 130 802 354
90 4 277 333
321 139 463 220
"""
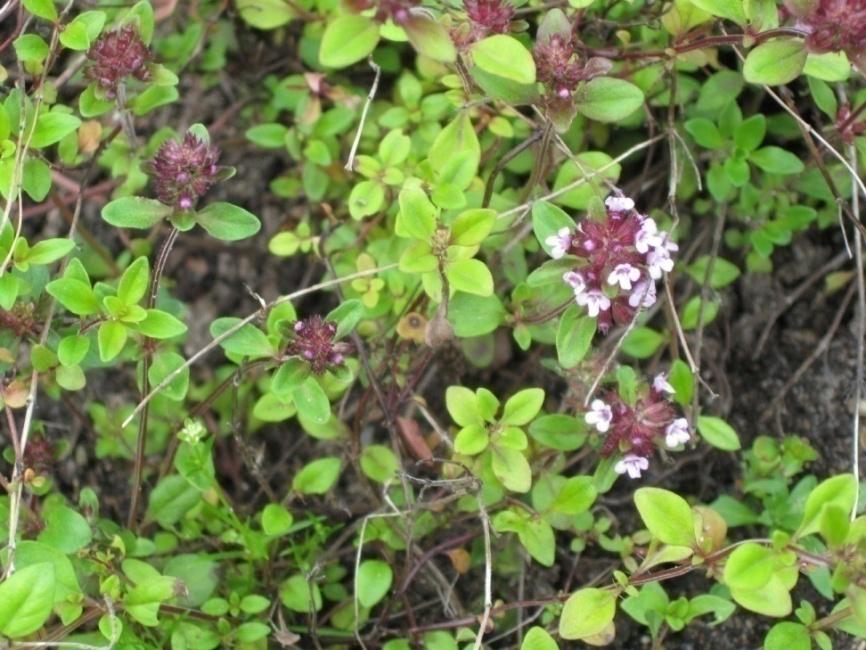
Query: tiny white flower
577 290 611 317
605 195 635 213
665 418 690 449
628 279 657 309
545 227 573 259
634 218 662 254
563 271 586 295
607 263 641 291
615 454 649 479
653 373 675 395
585 399 613 433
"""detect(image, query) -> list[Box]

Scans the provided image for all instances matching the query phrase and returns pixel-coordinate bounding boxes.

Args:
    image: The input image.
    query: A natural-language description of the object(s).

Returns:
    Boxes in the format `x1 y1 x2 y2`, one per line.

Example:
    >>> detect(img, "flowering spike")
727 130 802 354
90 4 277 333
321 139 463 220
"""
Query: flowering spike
545 195 676 332
288 315 352 374
85 26 152 98
148 132 221 211
464 0 515 36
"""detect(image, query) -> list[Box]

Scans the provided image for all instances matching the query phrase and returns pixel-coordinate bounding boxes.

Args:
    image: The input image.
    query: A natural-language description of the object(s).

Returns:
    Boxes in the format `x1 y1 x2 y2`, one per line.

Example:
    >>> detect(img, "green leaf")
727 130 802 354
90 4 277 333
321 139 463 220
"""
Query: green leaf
803 52 851 82
209 317 275 359
447 292 505 337
146 475 200 526
575 77 644 122
396 185 436 241
470 35 536 84
0 563 56 638
501 388 545 426
38 504 91 553
749 146 805 174
319 15 380 69
261 503 293 536
137 309 187 339
532 201 574 254
549 475 597 515
521 626 559 650
349 180 385 220
292 376 330 424
688 0 747 23
195 202 261 241
132 85 179 115
402 14 456 63
723 542 774 590
730 574 793 617
97 321 127 362
634 487 696 547
428 112 480 190
686 255 740 289
796 474 857 538
446 258 493 296
559 588 617 640
280 574 322 613
145 351 187 401
696 415 740 450
454 425 489 455
734 114 766 152
59 11 104 50
491 446 531 493
57 334 89 367
292 456 341 495
451 209 495 247
23 237 74 266
743 39 807 85
245 123 288 148
356 559 393 608
685 118 726 149
14 34 49 62
528 414 587 451
764 622 811 650
446 386 482 427
360 445 398 483
556 306 596 368
117 256 149 305
31 111 81 148
621 326 666 359
124 573 177 626
23 0 58 21
237 0 295 29
102 197 172 229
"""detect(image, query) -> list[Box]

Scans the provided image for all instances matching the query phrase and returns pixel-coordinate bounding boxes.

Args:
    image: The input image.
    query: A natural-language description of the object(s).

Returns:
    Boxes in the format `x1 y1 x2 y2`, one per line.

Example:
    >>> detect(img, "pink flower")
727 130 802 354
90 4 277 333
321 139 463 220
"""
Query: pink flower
607 263 641 291
647 243 676 279
546 227 573 259
628 279 657 309
147 132 221 210
634 218 661 254
665 418 690 448
615 453 649 479
289 315 352 374
585 399 613 433
652 373 675 395
577 289 611 317
563 270 586 294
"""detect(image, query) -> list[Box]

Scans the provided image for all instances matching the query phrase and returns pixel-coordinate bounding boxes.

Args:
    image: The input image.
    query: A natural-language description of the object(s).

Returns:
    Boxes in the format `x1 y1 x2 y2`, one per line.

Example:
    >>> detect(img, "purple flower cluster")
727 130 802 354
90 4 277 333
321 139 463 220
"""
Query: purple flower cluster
463 0 515 40
146 133 221 211
546 195 677 334
288 316 351 374
585 373 690 479
786 0 866 66
85 26 152 98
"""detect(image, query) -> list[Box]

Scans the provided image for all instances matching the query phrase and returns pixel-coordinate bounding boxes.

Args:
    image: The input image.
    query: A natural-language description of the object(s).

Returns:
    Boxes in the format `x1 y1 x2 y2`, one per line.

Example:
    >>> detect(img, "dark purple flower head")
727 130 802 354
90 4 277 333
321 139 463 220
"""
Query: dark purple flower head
147 133 220 211
547 195 676 334
534 33 586 99
85 26 152 98
787 0 866 65
288 315 352 374
584 373 687 479
465 0 515 36
23 436 55 473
